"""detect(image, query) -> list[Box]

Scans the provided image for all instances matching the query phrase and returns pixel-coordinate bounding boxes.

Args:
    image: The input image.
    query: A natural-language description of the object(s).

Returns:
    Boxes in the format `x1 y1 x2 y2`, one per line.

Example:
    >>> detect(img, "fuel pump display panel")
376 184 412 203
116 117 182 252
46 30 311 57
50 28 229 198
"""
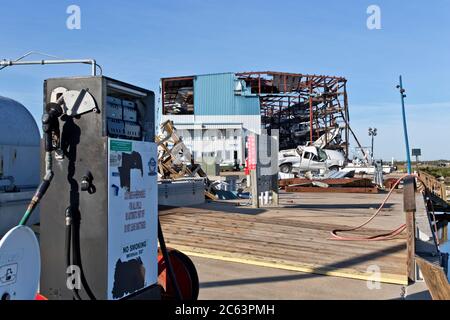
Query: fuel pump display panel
107 139 158 300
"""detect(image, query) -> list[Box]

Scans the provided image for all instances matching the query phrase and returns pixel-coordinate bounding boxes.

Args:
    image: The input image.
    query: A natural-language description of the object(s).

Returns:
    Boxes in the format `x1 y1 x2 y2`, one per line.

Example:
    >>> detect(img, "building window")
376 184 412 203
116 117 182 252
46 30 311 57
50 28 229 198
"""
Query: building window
162 78 194 115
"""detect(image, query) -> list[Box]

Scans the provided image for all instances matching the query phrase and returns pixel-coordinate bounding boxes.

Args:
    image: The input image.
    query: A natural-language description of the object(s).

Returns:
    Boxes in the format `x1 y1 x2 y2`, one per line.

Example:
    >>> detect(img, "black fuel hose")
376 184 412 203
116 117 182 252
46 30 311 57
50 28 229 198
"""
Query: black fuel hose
65 212 71 268
158 218 182 300
63 216 181 300
19 103 62 226
64 207 83 300
65 206 97 300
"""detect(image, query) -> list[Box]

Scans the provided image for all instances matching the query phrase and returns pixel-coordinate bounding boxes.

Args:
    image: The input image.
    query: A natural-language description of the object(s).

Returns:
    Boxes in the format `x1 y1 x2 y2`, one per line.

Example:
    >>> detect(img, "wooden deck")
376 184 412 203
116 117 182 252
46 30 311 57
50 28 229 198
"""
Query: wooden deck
160 191 410 285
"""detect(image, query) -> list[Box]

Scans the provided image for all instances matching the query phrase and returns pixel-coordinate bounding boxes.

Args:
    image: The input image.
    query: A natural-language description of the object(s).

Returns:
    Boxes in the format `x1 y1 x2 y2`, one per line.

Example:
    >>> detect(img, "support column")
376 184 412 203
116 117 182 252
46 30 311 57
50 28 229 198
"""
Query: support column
403 176 416 282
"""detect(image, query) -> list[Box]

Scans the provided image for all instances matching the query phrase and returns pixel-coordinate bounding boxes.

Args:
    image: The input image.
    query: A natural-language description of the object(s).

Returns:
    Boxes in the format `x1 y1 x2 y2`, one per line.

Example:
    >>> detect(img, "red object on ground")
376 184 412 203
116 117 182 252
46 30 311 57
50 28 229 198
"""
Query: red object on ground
158 248 199 300
384 178 400 190
35 293 48 300
244 159 250 176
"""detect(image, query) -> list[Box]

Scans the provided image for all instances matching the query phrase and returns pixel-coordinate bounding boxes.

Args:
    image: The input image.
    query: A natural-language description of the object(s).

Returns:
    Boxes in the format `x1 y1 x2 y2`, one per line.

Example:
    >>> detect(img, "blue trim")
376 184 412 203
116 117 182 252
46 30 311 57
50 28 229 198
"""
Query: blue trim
399 76 412 174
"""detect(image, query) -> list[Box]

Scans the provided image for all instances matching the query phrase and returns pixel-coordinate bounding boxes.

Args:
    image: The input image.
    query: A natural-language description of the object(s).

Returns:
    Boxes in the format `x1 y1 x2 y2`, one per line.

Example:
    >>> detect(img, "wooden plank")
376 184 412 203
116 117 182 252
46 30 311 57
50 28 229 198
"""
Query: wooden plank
159 191 409 285
403 177 416 212
162 215 406 254
164 233 394 270
162 208 396 233
250 168 259 208
416 255 450 300
162 229 405 265
205 191 216 200
164 236 405 271
418 171 448 204
168 244 408 285
162 213 407 259
403 176 416 282
161 199 406 250
162 224 406 266
405 211 416 282
163 233 406 278
161 197 403 234
285 186 378 193
280 178 374 188
162 210 405 239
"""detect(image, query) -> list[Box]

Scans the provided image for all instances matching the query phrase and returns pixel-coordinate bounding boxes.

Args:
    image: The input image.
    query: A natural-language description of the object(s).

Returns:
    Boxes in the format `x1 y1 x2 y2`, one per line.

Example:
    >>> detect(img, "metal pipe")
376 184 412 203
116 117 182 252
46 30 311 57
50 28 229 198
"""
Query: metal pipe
0 59 98 76
44 151 54 181
371 135 374 160
398 76 412 174
91 60 96 76
309 82 313 144
344 82 350 158
161 79 166 115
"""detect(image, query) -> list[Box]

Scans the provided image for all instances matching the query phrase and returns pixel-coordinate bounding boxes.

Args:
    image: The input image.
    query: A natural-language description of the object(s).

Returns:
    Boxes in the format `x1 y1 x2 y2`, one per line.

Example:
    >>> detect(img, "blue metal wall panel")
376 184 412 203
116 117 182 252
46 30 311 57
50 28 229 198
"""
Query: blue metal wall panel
194 73 260 116
235 95 260 115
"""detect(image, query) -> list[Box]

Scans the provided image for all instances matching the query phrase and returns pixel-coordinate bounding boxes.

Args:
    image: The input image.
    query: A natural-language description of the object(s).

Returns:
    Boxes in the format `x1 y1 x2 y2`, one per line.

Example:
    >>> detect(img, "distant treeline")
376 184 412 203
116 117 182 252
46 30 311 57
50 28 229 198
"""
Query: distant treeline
392 161 450 179
419 167 450 179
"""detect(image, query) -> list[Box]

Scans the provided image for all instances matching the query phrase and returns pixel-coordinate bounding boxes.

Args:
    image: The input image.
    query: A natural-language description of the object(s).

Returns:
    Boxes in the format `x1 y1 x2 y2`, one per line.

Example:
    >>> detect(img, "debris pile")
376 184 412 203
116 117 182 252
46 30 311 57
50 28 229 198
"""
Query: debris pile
156 120 221 200
279 177 379 194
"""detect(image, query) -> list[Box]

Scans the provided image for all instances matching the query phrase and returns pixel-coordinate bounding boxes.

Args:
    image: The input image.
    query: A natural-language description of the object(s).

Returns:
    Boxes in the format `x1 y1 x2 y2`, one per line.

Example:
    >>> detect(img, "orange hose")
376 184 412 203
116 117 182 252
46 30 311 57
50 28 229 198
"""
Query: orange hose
330 174 415 241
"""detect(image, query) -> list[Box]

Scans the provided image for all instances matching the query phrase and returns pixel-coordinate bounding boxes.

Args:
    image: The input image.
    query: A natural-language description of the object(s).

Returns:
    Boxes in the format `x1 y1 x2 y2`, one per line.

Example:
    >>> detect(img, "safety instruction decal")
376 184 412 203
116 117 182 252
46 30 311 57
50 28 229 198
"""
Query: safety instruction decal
107 139 158 300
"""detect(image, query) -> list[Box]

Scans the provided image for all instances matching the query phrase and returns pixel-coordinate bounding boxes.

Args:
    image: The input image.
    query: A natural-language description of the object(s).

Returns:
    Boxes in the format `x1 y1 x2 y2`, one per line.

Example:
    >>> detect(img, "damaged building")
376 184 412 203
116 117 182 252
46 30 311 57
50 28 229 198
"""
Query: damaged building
160 71 351 166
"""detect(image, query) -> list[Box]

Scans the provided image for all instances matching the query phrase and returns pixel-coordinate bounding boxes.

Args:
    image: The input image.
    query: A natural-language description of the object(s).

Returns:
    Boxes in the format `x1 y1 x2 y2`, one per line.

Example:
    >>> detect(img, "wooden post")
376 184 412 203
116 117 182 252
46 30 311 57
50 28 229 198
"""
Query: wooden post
250 134 259 208
403 176 416 282
271 133 279 207
272 179 279 206
415 256 450 300
251 166 259 208
442 221 448 243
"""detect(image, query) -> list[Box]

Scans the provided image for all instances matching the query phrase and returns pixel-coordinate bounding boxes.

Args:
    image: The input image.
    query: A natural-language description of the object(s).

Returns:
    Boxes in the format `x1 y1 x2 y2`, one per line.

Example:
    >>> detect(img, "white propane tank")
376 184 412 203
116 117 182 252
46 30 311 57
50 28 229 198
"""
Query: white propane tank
0 96 40 236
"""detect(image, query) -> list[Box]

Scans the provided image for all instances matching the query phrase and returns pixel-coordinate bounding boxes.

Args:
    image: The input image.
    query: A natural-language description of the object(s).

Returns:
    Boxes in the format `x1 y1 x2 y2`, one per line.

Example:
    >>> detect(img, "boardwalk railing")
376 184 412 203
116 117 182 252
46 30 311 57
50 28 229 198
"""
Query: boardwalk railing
406 175 450 298
418 170 449 203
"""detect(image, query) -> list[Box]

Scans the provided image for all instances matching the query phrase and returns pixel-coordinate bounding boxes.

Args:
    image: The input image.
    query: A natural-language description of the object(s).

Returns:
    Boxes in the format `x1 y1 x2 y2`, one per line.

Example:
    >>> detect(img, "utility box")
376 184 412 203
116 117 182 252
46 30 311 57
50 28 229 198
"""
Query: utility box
40 76 160 300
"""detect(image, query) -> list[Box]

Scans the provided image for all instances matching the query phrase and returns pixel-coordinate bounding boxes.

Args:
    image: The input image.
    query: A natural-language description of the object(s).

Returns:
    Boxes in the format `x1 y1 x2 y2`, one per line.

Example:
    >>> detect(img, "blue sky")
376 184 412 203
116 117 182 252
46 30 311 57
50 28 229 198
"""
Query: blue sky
0 0 449 160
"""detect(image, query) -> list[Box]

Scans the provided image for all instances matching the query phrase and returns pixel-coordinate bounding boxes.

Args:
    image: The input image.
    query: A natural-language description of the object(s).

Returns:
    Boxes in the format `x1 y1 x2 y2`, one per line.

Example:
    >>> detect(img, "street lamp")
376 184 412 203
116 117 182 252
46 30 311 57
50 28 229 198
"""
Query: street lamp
396 76 412 174
368 127 377 161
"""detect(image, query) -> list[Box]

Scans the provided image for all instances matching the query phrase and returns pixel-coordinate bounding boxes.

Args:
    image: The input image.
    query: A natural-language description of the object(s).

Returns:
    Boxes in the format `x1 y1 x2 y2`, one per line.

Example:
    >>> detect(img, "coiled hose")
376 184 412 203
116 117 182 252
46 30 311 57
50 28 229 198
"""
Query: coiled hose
330 174 438 242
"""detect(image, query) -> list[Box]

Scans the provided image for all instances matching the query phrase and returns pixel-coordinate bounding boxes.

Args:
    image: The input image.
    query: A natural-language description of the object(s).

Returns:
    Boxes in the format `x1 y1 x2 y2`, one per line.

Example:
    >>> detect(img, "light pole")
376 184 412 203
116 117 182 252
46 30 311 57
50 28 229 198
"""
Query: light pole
368 127 377 161
396 76 412 174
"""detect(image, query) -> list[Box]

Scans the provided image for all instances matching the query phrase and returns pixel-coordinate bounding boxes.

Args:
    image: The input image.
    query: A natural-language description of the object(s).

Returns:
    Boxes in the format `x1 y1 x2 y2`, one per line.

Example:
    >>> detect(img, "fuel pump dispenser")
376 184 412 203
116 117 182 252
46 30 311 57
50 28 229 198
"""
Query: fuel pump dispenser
0 59 199 300
39 76 160 300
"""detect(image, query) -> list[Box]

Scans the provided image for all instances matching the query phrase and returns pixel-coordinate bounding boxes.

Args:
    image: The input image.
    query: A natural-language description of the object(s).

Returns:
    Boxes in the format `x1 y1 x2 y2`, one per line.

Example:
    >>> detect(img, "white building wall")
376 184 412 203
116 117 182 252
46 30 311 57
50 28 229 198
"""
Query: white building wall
161 115 261 165
161 115 261 134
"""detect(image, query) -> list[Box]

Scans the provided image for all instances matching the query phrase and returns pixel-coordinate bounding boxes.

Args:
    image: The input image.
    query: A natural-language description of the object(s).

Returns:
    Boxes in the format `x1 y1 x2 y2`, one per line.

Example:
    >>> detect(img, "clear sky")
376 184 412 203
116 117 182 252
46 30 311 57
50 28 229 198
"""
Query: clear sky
0 0 449 160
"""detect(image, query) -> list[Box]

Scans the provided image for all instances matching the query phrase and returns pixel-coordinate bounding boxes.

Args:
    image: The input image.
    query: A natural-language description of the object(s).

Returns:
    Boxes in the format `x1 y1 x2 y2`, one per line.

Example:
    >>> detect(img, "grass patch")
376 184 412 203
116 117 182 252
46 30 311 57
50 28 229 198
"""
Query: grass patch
420 167 450 179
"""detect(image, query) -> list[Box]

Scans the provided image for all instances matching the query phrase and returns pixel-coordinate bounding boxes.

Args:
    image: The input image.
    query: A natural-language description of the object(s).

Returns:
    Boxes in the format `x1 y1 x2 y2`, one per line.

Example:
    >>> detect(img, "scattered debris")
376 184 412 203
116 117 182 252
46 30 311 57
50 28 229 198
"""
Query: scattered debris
280 177 379 193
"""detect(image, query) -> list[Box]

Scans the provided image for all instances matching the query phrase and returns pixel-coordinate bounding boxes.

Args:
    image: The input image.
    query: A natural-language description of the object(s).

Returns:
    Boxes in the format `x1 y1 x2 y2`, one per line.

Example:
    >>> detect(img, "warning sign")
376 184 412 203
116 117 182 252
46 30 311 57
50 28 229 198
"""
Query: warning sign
107 139 158 300
247 135 257 171
0 263 18 287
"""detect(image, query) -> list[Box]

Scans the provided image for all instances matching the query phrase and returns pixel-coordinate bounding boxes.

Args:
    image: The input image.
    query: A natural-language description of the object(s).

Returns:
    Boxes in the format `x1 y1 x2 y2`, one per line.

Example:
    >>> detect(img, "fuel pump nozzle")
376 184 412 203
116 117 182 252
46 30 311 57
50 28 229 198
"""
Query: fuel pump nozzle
19 102 63 226
42 102 63 152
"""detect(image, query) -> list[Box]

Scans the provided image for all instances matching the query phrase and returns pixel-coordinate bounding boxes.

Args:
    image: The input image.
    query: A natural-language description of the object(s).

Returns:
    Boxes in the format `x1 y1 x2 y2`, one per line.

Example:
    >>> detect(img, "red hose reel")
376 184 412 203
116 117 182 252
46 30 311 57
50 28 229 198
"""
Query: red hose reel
158 248 199 300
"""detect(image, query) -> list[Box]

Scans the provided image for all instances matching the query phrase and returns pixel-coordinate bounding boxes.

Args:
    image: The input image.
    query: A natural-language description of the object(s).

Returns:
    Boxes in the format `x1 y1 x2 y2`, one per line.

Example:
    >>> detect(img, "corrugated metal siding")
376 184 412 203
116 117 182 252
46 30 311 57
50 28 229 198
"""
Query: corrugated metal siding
235 95 260 115
194 73 260 116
